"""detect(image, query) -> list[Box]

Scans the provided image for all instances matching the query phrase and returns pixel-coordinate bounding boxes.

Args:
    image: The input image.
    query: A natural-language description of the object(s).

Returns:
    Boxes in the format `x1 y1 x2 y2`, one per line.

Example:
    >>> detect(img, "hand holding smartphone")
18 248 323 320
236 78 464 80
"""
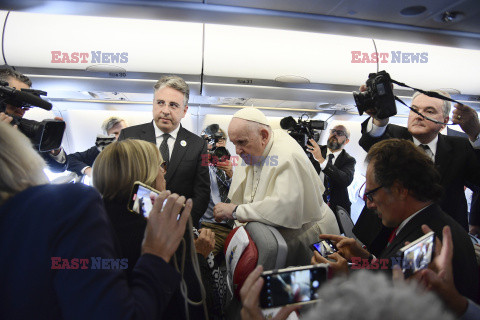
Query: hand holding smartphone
128 181 161 218
259 264 328 308
399 231 435 278
310 239 338 258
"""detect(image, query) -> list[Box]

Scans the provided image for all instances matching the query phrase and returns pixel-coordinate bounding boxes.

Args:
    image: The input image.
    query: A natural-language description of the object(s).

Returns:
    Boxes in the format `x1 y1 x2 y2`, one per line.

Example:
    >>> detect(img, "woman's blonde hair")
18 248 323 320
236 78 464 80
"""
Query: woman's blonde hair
0 122 48 205
92 139 163 202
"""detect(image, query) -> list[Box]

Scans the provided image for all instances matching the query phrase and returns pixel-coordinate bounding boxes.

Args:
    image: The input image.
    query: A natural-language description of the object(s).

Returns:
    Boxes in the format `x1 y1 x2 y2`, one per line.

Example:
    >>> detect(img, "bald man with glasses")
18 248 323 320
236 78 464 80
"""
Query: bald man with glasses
307 124 356 215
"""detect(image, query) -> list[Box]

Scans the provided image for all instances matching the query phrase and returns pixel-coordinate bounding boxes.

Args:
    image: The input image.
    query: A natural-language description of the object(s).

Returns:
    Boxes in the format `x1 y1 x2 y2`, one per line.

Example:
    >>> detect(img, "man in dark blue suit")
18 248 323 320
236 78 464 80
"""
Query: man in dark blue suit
119 75 210 320
67 116 127 177
307 124 356 214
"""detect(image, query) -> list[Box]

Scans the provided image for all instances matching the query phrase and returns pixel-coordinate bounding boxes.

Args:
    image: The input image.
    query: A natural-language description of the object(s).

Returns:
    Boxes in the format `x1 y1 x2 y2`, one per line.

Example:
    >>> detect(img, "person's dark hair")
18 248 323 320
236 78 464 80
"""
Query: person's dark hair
0 68 32 87
366 139 443 202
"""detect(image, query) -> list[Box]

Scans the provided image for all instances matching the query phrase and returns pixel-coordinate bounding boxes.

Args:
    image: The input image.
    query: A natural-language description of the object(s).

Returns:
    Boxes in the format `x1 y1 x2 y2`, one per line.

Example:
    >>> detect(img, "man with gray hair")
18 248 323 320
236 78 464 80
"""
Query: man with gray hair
119 75 210 224
307 124 356 215
67 116 127 177
356 89 480 238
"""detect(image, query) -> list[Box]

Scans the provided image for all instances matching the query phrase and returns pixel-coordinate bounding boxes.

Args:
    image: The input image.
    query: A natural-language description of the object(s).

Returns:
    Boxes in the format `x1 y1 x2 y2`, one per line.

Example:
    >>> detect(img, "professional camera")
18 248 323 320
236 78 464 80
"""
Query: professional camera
201 124 231 164
353 70 397 120
0 81 65 152
280 115 327 152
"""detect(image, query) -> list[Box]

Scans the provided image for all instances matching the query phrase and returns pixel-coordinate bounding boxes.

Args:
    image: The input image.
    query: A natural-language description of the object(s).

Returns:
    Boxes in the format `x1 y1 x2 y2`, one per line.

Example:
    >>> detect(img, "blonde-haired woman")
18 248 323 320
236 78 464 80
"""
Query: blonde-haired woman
93 139 167 279
0 122 192 319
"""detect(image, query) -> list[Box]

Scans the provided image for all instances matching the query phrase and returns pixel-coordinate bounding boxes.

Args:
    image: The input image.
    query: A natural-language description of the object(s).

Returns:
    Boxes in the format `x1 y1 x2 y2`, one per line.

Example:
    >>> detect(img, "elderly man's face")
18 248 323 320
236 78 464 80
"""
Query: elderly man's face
4 77 30 118
407 94 448 143
365 161 403 228
152 86 188 134
228 118 268 165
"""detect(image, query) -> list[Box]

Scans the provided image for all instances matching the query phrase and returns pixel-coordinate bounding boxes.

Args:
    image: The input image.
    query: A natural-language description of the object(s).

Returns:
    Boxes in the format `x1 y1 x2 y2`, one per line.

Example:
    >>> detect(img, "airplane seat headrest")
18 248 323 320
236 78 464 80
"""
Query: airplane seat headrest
224 222 288 298
245 222 287 270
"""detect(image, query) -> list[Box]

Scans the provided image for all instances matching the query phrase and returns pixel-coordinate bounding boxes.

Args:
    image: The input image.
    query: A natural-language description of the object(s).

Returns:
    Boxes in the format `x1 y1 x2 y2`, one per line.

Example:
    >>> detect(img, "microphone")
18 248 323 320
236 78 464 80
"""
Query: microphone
0 85 52 111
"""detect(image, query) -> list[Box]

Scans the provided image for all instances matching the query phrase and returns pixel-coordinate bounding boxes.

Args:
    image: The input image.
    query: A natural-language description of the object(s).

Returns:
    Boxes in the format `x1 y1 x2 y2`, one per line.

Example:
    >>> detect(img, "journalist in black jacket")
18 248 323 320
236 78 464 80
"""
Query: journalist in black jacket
307 124 356 214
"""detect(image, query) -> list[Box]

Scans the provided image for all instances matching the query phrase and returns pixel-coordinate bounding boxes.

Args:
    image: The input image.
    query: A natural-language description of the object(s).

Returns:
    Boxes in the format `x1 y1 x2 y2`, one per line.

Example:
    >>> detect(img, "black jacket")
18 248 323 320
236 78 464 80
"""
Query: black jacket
119 122 210 226
319 146 356 213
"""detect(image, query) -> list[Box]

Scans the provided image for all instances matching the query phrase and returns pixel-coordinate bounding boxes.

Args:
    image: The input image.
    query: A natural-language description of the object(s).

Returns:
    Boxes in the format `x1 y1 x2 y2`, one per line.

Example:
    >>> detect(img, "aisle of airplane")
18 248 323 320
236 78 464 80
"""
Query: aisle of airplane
2 0 480 223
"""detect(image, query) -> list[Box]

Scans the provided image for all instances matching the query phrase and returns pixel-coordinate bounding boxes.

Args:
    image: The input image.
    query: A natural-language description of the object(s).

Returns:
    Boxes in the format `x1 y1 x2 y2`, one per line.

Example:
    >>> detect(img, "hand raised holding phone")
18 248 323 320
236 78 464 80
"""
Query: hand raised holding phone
141 190 192 263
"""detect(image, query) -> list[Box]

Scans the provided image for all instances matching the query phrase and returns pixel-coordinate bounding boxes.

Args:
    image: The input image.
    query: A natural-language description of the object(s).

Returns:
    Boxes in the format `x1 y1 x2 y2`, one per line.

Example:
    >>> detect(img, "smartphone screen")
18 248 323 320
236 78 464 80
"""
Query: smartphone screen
260 265 327 308
128 183 160 218
311 239 338 258
400 231 435 278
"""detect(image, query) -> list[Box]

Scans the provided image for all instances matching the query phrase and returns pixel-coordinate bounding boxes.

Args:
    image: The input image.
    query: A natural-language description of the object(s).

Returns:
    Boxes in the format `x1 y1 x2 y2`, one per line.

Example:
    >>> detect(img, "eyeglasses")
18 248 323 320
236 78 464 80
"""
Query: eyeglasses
330 129 347 137
160 161 167 171
363 185 383 202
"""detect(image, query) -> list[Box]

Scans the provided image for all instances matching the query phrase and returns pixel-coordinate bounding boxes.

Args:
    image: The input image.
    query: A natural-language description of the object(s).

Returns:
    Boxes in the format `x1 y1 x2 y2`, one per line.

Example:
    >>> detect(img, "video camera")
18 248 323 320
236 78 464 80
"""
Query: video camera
353 70 397 120
0 81 65 152
280 115 327 152
201 124 231 164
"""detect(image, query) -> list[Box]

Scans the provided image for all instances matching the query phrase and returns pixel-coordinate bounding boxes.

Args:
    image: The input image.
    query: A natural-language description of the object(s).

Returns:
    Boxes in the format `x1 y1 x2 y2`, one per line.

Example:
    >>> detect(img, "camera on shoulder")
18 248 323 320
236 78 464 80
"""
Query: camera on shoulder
201 124 231 165
0 81 65 152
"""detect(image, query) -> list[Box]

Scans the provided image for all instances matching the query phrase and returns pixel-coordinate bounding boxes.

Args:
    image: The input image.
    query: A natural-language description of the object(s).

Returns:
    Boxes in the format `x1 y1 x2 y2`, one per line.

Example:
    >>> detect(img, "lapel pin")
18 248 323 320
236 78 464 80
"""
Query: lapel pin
180 140 187 147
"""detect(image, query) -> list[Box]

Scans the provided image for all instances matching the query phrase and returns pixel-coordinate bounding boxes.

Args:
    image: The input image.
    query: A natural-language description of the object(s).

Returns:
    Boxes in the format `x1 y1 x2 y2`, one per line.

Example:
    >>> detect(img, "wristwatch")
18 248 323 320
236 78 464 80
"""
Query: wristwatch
232 205 238 220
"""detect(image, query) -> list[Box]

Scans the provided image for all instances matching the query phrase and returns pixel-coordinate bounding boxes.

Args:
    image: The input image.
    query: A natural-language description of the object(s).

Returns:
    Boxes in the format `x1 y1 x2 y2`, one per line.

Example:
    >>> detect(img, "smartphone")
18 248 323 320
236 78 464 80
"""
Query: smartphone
127 181 160 218
259 264 328 308
310 239 338 258
399 231 435 278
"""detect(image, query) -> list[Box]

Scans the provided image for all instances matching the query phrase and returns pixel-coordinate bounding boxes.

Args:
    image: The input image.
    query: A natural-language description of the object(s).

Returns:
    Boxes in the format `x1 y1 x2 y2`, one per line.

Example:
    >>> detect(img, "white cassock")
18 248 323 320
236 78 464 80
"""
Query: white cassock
229 129 340 245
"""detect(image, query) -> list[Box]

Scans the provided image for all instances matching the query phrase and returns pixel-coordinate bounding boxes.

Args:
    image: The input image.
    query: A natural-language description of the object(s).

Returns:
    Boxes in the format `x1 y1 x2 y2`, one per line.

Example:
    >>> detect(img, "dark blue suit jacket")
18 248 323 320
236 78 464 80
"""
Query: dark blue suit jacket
67 146 100 176
0 184 180 319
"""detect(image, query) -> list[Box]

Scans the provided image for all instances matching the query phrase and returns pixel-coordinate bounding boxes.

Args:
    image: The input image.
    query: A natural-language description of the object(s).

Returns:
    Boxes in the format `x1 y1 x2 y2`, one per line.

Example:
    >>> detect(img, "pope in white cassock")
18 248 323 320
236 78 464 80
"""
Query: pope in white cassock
213 107 340 247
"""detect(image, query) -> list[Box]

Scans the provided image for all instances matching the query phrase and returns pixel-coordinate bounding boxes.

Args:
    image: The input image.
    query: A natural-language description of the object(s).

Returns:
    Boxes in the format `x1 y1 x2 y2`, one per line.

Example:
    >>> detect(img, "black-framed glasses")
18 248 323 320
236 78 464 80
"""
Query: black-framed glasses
330 129 347 137
364 185 383 202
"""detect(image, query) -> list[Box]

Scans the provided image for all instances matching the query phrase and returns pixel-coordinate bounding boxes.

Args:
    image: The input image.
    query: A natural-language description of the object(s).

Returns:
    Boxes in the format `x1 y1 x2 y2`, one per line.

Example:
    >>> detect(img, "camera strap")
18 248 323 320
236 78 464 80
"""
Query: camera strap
390 79 463 126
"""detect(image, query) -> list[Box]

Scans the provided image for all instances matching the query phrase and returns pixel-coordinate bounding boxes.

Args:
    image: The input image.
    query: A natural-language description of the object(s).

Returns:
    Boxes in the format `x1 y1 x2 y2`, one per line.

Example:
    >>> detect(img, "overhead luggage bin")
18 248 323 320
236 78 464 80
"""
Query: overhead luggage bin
3 12 204 76
203 23 375 87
